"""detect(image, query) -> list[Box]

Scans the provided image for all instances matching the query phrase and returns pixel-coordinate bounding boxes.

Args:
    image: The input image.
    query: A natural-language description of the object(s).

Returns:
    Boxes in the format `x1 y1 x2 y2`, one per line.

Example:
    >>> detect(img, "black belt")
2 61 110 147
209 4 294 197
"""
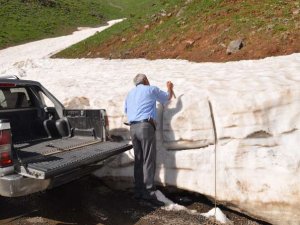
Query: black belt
130 119 156 130
130 119 150 124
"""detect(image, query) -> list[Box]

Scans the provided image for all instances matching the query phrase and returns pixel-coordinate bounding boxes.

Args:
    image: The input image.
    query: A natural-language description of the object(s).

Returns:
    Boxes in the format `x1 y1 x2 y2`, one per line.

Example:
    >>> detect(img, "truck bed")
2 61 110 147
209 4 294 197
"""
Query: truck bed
14 137 132 179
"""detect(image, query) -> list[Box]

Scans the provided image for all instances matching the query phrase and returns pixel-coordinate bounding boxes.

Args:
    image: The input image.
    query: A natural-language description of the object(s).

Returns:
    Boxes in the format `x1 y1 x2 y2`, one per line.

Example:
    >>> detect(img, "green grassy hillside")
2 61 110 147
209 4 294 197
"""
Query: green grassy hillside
54 0 182 58
54 0 300 62
1 0 299 61
0 0 126 49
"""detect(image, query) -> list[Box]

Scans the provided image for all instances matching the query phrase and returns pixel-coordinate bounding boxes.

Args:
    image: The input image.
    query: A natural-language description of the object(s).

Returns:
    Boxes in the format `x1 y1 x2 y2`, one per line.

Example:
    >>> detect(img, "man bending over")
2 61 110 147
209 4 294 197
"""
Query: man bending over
125 73 174 206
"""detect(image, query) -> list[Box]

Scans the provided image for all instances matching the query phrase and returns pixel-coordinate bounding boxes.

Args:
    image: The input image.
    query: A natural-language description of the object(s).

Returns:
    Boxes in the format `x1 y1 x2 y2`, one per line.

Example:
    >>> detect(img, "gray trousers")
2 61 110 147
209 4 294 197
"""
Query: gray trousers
130 122 156 195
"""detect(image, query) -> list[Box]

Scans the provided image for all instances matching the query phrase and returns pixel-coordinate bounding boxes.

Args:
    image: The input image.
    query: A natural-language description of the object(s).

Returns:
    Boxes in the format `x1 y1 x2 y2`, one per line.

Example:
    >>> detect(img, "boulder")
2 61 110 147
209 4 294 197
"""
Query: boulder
226 39 244 55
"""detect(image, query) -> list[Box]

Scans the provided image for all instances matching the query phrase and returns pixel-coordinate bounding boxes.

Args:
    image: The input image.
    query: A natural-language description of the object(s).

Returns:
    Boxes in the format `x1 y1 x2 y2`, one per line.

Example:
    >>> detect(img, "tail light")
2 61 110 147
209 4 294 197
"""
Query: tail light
0 83 16 87
0 129 13 167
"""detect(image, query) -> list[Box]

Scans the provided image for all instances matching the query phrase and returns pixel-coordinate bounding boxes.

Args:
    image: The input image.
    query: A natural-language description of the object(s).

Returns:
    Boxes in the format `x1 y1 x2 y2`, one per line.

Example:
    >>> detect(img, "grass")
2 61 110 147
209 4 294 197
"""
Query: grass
1 0 298 60
54 0 184 58
54 0 299 59
0 0 126 49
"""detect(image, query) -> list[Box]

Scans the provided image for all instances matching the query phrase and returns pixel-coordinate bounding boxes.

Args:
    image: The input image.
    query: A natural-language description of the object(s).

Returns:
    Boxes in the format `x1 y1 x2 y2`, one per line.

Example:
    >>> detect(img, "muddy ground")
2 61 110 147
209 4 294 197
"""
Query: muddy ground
0 176 270 225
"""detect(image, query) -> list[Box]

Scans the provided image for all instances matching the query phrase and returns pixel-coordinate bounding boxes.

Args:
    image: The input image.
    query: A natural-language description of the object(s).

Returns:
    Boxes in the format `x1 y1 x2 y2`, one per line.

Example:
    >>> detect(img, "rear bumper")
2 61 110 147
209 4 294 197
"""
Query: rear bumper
0 162 106 197
0 141 132 197
0 174 51 197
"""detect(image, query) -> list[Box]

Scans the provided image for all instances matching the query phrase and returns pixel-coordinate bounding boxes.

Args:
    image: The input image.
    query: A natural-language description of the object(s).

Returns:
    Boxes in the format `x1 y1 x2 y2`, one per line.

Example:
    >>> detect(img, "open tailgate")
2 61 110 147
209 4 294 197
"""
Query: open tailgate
14 137 132 179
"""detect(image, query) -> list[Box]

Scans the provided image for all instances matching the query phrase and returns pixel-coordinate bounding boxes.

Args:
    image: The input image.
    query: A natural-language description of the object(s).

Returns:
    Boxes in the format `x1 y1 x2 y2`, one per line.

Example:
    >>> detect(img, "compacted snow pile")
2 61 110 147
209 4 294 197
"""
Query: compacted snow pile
0 21 299 225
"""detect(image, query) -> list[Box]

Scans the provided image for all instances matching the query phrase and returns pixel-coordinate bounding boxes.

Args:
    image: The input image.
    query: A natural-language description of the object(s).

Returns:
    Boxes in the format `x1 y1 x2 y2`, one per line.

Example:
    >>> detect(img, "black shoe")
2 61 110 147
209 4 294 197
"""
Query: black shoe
141 192 165 207
146 198 165 207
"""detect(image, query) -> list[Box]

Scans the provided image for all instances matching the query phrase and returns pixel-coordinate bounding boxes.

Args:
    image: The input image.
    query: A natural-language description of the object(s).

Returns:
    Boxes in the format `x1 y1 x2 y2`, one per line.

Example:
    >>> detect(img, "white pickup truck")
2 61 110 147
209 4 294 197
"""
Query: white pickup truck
0 76 132 197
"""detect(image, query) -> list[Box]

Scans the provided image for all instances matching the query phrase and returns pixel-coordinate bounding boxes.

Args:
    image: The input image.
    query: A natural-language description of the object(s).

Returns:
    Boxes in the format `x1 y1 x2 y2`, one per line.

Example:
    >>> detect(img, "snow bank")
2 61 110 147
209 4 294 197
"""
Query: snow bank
156 190 196 213
0 20 299 225
201 207 232 224
156 190 231 224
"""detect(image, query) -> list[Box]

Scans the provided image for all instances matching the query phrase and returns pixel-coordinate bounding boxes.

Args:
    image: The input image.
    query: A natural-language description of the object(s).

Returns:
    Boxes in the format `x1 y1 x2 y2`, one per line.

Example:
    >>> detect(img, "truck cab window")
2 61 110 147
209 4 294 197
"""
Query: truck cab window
0 91 7 108
0 87 32 109
39 91 55 107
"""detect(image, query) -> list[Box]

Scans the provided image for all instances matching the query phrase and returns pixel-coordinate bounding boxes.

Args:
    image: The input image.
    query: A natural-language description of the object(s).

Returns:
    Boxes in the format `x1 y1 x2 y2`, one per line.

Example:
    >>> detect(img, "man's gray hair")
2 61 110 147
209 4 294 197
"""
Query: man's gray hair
133 73 147 86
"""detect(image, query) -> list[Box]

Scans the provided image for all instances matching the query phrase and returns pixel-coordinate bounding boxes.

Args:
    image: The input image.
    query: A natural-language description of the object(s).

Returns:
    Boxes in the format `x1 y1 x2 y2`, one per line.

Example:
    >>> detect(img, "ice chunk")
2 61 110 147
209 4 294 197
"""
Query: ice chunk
201 207 232 224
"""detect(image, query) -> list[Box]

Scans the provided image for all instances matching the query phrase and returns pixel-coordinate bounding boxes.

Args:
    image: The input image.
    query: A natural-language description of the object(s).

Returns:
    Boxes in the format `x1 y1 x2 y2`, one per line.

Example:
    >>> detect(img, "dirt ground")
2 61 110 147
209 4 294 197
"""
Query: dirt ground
0 176 270 225
91 26 300 63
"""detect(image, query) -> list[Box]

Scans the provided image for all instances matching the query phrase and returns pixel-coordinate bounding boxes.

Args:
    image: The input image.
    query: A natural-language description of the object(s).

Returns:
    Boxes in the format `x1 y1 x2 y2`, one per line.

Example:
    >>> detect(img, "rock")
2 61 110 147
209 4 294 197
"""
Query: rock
282 18 289 24
151 15 159 22
121 38 126 42
257 27 264 32
292 9 299 15
177 20 186 26
160 9 167 17
226 39 244 55
124 51 131 56
267 24 274 30
185 0 193 5
224 27 230 32
144 25 150 30
167 13 172 17
184 39 195 48
280 32 289 40
208 23 217 29
176 7 186 17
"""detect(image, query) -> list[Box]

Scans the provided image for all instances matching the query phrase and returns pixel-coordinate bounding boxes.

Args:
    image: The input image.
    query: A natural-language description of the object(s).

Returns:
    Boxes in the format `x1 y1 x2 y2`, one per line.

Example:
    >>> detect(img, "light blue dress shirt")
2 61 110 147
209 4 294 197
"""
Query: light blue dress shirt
125 84 169 122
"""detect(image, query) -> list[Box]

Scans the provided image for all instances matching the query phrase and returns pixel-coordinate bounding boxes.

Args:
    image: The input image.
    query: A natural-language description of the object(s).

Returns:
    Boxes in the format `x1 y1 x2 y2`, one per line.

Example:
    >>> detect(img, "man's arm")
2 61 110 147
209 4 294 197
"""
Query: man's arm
154 81 174 104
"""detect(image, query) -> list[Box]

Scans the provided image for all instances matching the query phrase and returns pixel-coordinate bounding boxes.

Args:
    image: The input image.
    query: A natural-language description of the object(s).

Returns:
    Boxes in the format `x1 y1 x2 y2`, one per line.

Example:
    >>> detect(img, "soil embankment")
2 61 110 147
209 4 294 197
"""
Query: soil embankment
55 0 300 62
